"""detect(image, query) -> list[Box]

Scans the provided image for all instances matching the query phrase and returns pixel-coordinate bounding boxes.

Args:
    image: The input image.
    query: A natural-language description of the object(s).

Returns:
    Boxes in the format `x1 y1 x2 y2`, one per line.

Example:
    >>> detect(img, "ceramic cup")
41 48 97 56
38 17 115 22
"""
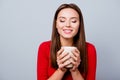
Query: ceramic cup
62 46 76 68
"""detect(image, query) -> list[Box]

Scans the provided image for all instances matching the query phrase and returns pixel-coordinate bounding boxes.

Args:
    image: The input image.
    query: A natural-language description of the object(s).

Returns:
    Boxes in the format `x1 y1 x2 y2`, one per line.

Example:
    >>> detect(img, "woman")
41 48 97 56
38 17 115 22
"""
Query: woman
37 3 97 80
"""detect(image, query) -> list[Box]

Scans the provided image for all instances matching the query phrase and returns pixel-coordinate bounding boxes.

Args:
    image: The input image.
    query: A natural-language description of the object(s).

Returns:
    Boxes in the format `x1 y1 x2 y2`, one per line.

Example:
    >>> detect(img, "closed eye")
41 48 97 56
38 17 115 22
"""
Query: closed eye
72 20 77 23
60 20 65 22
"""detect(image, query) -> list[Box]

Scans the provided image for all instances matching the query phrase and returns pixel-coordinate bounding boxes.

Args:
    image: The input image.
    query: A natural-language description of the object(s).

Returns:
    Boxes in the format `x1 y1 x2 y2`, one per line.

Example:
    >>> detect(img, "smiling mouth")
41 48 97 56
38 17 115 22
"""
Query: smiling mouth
63 29 73 34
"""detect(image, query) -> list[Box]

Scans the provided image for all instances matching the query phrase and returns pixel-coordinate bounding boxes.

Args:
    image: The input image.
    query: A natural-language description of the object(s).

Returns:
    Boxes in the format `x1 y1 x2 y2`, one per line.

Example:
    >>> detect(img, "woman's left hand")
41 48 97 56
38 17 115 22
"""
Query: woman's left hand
70 48 81 72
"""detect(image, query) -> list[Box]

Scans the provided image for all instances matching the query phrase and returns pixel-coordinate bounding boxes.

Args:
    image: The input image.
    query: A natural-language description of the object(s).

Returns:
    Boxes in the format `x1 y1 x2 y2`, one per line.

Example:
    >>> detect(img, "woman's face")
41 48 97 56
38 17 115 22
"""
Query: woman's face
56 8 80 40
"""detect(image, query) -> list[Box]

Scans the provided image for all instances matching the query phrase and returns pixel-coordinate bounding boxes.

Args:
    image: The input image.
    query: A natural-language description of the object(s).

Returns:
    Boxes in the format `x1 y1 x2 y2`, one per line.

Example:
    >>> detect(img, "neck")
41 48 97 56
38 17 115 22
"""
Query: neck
60 37 73 46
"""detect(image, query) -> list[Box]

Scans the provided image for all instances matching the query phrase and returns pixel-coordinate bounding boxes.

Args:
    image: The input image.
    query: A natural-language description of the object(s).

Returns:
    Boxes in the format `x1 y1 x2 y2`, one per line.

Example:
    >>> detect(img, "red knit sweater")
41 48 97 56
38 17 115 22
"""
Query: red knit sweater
37 41 97 80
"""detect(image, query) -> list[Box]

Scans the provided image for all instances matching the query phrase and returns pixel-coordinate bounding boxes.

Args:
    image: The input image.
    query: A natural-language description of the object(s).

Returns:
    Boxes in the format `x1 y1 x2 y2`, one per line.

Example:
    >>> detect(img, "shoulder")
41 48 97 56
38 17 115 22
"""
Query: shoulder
39 40 51 48
38 40 51 52
86 42 95 48
86 42 97 56
38 40 51 56
86 42 96 50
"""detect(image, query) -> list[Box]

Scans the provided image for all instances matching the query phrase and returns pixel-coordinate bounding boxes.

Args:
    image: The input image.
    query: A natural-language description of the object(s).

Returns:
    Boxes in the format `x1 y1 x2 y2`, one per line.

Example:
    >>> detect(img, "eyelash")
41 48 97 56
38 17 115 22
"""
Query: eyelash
60 20 65 22
59 20 77 23
72 20 77 23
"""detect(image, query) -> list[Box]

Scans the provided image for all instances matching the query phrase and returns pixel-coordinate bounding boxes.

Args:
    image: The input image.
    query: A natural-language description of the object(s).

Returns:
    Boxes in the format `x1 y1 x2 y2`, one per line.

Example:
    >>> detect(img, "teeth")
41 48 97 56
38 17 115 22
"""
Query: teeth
65 30 71 32
63 29 72 33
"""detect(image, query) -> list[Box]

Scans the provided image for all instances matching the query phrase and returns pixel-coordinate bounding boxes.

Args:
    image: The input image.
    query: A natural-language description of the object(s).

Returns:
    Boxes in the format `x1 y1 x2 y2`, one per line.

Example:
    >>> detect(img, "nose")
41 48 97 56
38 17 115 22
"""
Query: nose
66 21 70 27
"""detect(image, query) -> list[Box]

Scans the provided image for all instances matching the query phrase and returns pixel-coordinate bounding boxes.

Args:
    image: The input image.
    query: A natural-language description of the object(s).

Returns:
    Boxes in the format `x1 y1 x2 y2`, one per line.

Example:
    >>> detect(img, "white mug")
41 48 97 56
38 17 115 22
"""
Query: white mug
62 46 76 68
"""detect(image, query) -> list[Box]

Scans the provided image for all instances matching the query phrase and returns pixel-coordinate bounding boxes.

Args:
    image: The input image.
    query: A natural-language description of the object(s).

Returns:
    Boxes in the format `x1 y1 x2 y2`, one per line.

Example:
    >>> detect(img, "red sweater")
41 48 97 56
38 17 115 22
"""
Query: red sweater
37 41 97 80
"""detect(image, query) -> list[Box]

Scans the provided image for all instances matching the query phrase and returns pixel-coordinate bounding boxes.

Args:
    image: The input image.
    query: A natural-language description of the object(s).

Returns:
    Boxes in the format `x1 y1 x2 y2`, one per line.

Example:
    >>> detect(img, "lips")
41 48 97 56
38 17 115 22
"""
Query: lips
63 29 72 34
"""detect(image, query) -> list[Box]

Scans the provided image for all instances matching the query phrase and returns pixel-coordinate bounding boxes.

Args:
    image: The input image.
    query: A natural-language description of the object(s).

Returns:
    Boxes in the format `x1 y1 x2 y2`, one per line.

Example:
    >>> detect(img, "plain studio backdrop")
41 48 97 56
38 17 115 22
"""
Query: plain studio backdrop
0 0 120 80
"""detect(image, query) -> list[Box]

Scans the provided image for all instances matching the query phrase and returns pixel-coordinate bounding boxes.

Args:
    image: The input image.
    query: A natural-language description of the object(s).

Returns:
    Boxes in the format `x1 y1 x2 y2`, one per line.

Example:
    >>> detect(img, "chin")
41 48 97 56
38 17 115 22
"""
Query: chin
63 36 74 39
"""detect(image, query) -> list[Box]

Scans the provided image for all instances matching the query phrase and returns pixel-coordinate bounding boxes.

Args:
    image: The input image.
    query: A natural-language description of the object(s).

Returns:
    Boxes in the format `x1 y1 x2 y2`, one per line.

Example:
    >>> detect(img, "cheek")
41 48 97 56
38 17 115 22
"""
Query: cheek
73 24 80 33
56 23 63 33
75 27 79 34
56 22 65 28
72 23 79 30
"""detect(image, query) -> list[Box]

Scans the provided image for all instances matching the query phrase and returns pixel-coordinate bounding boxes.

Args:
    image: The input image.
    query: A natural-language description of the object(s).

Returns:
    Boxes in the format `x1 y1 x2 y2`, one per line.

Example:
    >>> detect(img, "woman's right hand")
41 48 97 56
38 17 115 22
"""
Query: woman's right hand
56 47 71 72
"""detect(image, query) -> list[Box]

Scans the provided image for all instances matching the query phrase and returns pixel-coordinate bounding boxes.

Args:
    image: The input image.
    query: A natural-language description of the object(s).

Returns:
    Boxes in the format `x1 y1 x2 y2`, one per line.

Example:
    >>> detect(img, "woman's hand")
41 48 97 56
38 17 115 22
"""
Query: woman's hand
70 48 81 72
56 48 71 72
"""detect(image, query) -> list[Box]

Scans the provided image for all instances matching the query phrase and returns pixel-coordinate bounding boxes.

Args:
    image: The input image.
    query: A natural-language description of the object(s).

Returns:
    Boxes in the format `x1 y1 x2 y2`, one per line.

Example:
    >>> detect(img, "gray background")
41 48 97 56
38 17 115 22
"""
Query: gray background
0 0 120 80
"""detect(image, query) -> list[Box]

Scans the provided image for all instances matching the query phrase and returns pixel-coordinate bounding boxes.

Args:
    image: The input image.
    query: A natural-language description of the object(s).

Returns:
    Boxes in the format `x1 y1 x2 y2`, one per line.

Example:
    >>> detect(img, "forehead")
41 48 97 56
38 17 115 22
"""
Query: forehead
57 8 79 18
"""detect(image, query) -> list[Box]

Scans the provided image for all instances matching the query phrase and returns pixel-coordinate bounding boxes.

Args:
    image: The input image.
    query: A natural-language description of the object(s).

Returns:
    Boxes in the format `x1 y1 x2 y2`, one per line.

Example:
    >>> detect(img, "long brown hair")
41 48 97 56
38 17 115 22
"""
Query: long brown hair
50 3 87 77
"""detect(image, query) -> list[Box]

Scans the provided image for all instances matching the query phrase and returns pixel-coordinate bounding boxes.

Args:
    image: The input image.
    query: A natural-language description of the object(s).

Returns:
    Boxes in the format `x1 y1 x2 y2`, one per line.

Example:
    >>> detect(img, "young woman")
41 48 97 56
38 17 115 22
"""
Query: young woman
37 3 97 80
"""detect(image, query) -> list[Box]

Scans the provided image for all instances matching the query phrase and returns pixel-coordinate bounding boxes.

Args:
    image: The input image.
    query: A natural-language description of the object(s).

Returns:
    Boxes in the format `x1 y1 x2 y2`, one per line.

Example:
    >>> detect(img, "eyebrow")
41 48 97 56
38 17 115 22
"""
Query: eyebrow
58 17 65 19
58 16 79 20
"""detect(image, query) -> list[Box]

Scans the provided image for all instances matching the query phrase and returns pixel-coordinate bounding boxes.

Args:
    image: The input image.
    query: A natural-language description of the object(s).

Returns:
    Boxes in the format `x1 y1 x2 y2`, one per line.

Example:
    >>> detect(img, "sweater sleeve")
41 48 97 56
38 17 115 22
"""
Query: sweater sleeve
86 43 97 80
37 42 49 80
